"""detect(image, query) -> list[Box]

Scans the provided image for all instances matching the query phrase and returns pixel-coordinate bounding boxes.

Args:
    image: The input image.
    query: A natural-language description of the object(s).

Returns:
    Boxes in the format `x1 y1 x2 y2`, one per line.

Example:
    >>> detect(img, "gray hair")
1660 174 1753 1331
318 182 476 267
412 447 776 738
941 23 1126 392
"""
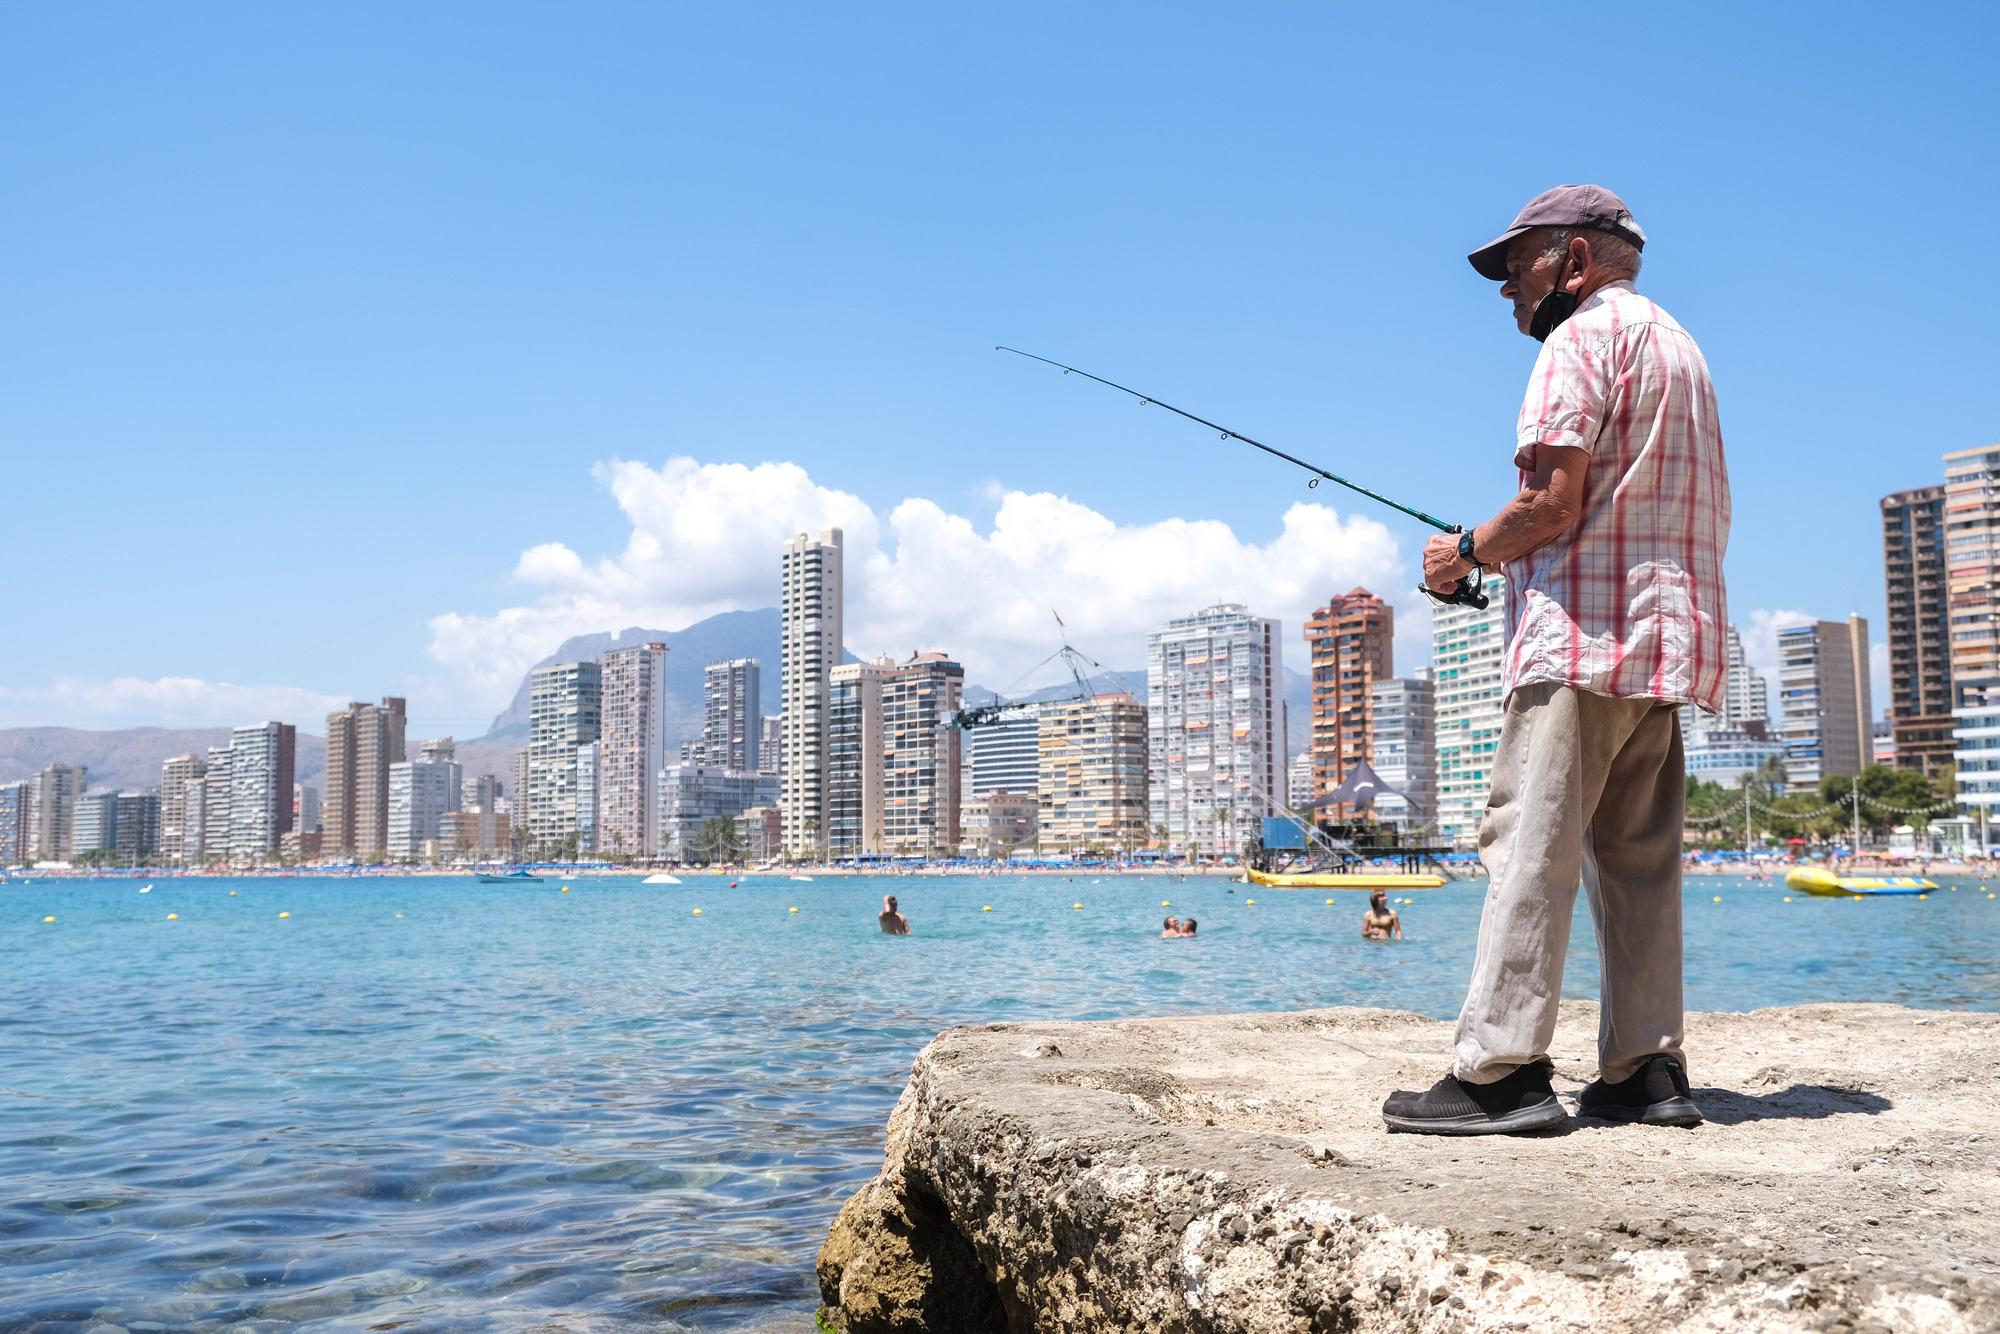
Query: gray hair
1539 226 1642 280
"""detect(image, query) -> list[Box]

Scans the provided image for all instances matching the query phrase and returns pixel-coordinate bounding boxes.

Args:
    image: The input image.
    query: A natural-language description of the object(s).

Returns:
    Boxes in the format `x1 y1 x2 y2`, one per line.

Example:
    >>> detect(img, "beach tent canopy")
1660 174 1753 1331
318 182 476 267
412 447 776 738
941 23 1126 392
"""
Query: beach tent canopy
1311 760 1401 811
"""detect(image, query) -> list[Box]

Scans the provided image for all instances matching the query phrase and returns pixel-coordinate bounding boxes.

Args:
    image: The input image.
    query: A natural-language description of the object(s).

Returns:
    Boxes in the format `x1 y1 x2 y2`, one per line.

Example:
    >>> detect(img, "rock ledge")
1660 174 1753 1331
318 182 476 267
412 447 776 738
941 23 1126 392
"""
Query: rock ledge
818 1003 1997 1332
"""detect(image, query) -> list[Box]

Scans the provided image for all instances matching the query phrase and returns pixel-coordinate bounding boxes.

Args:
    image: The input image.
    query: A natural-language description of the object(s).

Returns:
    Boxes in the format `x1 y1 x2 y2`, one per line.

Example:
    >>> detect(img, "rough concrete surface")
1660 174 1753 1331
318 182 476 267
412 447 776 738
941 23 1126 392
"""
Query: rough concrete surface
817 1004 1998 1333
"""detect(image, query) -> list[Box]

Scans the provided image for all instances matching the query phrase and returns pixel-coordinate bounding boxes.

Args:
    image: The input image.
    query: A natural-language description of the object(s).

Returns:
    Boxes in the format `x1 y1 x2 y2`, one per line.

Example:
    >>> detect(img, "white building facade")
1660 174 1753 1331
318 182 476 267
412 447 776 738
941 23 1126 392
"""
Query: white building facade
1146 604 1284 857
1432 574 1509 849
780 529 843 858
600 641 668 857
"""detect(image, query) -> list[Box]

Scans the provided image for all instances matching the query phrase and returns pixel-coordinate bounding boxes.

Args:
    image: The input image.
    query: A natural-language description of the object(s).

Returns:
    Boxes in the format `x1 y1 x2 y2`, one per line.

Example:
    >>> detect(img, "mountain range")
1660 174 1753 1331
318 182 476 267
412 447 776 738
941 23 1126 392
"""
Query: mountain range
1 609 1311 792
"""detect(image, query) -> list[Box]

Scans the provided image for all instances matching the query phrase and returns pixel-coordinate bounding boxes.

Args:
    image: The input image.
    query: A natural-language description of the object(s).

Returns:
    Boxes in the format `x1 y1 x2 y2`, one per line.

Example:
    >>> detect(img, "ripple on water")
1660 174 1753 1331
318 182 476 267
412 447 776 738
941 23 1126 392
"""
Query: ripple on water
2 870 1994 1328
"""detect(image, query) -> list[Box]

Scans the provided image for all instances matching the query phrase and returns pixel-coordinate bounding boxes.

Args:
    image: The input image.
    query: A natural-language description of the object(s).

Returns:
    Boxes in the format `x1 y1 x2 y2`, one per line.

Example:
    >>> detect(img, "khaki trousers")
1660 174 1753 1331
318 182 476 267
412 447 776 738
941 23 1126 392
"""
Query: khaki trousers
1452 682 1686 1085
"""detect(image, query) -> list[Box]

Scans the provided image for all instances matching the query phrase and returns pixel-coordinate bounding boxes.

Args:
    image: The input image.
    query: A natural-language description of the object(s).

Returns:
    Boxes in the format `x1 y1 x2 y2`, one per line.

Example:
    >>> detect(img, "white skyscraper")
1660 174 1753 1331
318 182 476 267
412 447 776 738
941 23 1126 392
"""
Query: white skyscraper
159 753 207 862
1146 604 1284 856
1431 574 1510 849
600 641 669 857
388 739 462 862
1369 669 1436 831
703 658 761 772
968 708 1042 799
227 722 297 862
828 657 893 859
526 661 603 851
781 529 843 858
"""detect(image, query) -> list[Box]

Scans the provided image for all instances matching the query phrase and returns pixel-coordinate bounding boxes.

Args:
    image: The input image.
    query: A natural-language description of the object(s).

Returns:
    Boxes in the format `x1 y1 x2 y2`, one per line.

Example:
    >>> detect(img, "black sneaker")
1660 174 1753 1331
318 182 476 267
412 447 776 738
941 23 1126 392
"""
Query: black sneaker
1381 1061 1568 1135
1576 1055 1703 1127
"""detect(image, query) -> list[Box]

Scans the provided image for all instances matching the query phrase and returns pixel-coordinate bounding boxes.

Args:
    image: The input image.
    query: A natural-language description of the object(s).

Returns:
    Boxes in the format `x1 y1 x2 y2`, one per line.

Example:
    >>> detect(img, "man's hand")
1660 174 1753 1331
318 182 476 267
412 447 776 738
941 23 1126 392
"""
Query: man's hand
1423 534 1473 593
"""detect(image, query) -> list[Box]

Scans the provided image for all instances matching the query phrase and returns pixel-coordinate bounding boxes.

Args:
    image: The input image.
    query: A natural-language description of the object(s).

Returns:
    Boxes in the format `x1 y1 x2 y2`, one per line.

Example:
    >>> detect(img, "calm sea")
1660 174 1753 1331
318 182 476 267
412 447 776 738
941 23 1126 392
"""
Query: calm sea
3 870 1995 1329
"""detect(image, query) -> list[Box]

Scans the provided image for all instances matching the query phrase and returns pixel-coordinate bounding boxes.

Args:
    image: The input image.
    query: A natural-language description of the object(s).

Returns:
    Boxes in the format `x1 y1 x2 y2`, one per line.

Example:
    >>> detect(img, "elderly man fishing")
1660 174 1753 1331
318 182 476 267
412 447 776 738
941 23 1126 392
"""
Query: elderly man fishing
1381 185 1731 1135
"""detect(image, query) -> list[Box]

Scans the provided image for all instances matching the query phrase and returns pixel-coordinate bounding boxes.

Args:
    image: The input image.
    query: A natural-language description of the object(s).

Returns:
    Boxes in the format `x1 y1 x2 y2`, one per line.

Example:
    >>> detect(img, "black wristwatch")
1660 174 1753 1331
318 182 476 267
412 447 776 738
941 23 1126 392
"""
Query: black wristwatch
1458 530 1483 568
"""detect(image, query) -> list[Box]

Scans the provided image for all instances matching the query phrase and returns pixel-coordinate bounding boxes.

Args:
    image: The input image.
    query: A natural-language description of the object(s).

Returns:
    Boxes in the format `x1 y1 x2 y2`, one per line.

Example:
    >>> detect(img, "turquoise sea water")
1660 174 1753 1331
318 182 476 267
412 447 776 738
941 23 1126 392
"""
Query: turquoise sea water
3 870 1997 1329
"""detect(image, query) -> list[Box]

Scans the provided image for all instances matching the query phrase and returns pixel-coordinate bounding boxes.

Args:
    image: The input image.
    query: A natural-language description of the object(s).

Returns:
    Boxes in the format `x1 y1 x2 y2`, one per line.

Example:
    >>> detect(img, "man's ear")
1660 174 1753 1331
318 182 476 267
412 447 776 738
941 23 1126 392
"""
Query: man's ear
1567 235 1593 291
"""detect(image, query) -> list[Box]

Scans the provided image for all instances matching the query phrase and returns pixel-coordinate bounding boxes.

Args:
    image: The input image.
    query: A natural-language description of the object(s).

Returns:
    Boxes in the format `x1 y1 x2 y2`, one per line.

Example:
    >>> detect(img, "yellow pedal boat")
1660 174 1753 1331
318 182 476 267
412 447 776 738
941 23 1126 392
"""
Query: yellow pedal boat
1246 868 1447 891
1784 867 1937 898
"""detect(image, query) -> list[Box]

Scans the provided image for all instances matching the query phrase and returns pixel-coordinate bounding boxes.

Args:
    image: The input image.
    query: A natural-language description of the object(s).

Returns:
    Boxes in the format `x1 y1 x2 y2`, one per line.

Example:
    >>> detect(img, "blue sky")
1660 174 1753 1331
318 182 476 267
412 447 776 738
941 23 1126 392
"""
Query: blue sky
3 4 1993 738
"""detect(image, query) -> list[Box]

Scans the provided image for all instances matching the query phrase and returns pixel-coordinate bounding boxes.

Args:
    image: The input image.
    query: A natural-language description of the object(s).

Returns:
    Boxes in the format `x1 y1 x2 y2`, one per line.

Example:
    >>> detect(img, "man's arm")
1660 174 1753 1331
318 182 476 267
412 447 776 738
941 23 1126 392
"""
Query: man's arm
1423 443 1590 592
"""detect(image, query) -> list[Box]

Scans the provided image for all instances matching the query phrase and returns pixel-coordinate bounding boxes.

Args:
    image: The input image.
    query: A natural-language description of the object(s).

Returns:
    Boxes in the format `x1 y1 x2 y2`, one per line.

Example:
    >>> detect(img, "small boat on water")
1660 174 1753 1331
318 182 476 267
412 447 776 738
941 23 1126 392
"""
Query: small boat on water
642 872 682 885
1247 868 1447 891
789 874 813 882
1785 868 1937 898
478 870 544 884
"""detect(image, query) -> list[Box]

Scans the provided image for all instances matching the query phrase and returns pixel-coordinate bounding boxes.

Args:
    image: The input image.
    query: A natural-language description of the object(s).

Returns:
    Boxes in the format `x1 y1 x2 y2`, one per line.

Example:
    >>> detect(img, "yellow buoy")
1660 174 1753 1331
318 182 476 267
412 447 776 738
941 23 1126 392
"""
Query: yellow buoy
166 913 179 921
788 906 799 913
1919 894 1929 900
1072 902 1083 909
982 905 992 912
395 912 404 918
1162 900 1171 907
560 886 570 893
1325 898 1335 905
692 907 703 916
1783 896 1793 903
1712 895 1722 903
229 890 238 897
1245 898 1256 906
42 915 55 924
278 911 290 919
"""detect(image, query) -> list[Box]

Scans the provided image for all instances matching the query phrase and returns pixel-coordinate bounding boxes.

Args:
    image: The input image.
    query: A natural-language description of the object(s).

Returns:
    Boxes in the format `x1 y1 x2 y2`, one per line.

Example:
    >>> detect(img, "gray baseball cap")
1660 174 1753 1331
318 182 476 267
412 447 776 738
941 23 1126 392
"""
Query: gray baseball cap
1467 184 1647 281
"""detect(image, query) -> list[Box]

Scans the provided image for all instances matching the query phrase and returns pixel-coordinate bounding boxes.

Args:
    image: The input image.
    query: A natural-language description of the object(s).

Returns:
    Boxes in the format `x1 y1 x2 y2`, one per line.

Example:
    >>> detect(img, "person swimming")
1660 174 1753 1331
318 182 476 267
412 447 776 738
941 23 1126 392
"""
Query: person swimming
1179 917 1197 937
879 894 910 935
1160 916 1181 938
1362 891 1402 942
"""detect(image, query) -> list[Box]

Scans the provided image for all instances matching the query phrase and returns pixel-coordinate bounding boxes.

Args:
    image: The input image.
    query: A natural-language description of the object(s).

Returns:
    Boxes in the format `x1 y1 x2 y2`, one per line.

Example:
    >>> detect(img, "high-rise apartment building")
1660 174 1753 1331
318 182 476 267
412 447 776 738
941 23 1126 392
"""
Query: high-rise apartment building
600 642 668 857
1945 445 2000 683
323 697 406 860
702 658 761 772
1147 604 1284 856
1881 485 1952 777
968 708 1041 799
1286 751 1314 810
780 529 843 858
1305 588 1393 805
1722 624 1770 734
759 716 782 776
0 781 30 865
1432 573 1510 848
32 763 87 863
73 790 119 856
115 791 160 864
294 782 322 835
575 741 601 855
1777 616 1873 792
880 652 964 856
389 739 462 862
464 773 501 813
658 765 780 861
1036 693 1148 855
525 662 602 850
1370 670 1437 831
228 722 297 861
158 754 206 861
196 745 232 863
827 657 893 859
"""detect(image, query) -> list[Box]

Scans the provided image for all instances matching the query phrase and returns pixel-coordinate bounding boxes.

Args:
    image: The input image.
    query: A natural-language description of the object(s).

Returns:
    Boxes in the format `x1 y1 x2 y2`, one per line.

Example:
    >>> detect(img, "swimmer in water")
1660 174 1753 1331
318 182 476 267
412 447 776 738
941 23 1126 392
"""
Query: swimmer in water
1161 916 1181 938
1179 917 1198 937
1362 890 1402 942
879 894 910 935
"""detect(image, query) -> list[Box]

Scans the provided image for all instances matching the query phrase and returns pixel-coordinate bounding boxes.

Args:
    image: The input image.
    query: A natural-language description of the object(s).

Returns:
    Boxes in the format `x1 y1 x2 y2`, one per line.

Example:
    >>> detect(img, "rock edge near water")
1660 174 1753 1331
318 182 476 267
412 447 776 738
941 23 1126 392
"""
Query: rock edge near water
818 1003 1997 1333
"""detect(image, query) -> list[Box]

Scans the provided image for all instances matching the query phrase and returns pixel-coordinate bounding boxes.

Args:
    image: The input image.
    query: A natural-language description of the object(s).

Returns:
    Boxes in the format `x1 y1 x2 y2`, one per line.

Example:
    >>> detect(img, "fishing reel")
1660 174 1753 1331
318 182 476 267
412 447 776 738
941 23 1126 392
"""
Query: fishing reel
1419 557 1490 611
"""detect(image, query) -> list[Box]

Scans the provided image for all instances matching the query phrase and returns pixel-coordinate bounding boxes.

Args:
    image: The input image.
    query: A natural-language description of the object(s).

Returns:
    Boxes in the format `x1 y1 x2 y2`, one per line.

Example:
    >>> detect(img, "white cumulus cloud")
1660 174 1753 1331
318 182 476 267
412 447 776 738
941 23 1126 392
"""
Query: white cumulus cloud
426 455 1417 713
0 677 351 731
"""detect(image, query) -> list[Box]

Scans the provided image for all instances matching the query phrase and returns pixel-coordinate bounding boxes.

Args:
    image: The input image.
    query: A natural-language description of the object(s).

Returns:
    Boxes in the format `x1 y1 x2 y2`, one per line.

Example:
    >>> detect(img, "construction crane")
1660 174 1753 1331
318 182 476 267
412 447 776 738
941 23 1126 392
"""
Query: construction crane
949 612 1127 730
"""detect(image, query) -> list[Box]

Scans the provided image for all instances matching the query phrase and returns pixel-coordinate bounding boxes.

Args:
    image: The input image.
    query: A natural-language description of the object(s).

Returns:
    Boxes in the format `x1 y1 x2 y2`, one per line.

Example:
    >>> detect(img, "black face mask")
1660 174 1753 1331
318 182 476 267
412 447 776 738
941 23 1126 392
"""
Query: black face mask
1528 253 1579 342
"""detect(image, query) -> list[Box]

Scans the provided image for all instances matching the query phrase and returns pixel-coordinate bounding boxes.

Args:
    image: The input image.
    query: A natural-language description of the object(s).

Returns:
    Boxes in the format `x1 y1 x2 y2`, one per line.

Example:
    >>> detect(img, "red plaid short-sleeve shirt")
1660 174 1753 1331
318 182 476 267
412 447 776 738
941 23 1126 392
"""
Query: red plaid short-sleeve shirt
1501 281 1730 713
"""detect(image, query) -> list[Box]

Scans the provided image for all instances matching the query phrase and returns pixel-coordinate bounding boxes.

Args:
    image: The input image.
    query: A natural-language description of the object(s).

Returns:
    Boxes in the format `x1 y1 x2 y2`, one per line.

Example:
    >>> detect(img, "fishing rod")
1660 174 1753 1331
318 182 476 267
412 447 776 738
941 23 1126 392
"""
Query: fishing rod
995 346 1488 610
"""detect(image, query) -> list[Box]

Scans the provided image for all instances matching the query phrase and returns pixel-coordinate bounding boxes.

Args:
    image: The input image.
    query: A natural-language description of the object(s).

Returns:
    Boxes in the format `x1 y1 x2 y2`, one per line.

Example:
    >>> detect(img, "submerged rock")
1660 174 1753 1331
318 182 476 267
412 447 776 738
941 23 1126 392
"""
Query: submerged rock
818 1003 1998 1332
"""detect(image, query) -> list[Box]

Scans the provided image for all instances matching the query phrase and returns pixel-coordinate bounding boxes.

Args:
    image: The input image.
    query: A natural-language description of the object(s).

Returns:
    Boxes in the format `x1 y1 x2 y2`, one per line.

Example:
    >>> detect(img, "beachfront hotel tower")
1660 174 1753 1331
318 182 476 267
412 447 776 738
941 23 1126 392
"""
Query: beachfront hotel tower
227 721 297 861
525 661 602 852
1880 484 1952 779
323 697 407 861
1146 604 1284 858
1431 573 1509 849
31 763 87 862
880 652 965 857
388 738 462 862
780 529 843 859
701 658 761 773
827 657 892 859
1036 692 1148 856
1777 616 1873 793
158 753 207 862
1305 587 1393 809
1369 670 1436 832
599 641 669 858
